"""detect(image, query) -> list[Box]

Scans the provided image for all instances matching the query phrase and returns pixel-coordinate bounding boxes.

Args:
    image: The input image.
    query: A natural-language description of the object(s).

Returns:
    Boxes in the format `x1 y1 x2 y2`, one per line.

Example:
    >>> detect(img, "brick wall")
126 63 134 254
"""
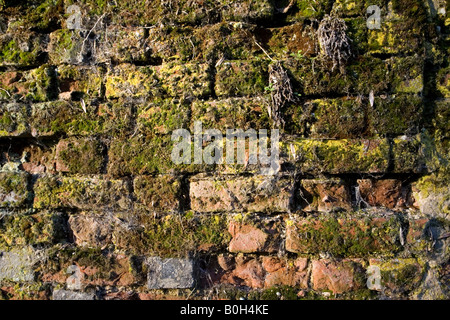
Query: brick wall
0 0 448 300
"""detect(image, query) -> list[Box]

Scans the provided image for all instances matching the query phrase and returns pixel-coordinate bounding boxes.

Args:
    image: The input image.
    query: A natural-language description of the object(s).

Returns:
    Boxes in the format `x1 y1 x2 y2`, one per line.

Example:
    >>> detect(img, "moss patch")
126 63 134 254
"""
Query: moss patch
286 213 403 257
191 96 271 132
0 172 31 208
133 175 182 213
0 103 29 137
56 137 105 174
0 211 68 248
33 175 131 210
282 138 390 174
215 60 269 98
112 212 231 257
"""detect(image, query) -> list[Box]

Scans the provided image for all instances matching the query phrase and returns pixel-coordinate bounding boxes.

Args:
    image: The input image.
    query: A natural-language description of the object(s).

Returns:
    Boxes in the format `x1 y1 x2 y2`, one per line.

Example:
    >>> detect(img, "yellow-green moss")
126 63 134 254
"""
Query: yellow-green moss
137 97 190 136
57 138 105 174
112 212 231 257
0 172 30 208
30 101 104 137
370 258 424 294
282 138 390 174
288 213 403 257
0 212 67 248
0 103 29 137
33 175 131 210
215 60 269 98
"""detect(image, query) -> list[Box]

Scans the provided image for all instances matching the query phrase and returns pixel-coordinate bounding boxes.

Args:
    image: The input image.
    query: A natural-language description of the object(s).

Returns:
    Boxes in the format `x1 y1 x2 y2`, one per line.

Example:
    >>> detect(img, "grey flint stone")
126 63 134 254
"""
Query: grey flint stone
0 248 37 282
52 289 95 300
147 257 194 289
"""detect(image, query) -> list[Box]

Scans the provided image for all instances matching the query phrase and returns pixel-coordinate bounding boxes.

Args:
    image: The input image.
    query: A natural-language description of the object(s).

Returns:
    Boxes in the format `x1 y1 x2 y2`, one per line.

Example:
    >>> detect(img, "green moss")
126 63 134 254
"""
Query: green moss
436 66 450 98
158 62 211 98
0 282 50 300
23 0 63 31
369 94 423 137
0 33 45 67
33 175 131 210
282 138 390 174
281 0 332 21
212 284 248 300
193 22 262 62
288 213 402 257
0 65 56 102
105 0 215 26
61 0 274 33
392 131 446 174
390 57 424 94
31 101 104 137
333 0 387 17
251 287 331 300
0 212 67 248
413 171 450 217
133 175 182 212
48 29 79 64
137 97 190 136
56 64 103 100
0 103 29 137
1 39 20 64
363 0 427 54
215 60 269 98
0 172 31 208
107 135 216 177
191 96 271 132
112 212 230 257
343 17 369 54
371 258 424 294
107 136 172 177
285 56 379 96
301 97 366 139
338 289 379 300
286 94 423 139
98 99 135 137
392 136 423 173
147 26 199 62
433 100 449 160
40 246 117 283
57 138 105 174
259 285 300 300
367 22 423 55
221 0 273 22
285 54 425 97
105 64 160 99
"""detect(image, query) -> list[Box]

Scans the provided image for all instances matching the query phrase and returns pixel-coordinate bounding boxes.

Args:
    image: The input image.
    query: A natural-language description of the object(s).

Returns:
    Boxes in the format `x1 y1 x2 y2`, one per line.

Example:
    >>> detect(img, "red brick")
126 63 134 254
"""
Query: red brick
232 257 266 289
357 179 403 209
68 214 113 248
190 175 293 213
218 256 309 289
301 179 352 212
263 257 309 289
228 220 281 253
133 175 181 213
311 259 364 294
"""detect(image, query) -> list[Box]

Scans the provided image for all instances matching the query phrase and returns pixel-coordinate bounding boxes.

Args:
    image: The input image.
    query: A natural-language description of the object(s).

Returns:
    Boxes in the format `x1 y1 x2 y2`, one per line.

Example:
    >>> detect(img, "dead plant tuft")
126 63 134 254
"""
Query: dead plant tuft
268 61 295 128
318 15 352 71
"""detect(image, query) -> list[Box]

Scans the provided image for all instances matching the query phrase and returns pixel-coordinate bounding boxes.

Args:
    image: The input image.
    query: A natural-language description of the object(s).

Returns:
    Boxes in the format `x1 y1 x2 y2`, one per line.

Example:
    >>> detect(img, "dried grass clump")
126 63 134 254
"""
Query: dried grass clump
268 61 295 128
318 15 352 71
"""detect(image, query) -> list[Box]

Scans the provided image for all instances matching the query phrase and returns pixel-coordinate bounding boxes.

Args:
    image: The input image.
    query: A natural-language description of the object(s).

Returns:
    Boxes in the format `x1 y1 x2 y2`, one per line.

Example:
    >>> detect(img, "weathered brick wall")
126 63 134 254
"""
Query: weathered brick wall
0 0 448 300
